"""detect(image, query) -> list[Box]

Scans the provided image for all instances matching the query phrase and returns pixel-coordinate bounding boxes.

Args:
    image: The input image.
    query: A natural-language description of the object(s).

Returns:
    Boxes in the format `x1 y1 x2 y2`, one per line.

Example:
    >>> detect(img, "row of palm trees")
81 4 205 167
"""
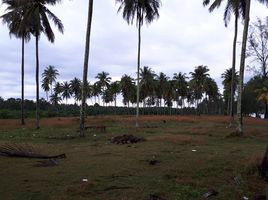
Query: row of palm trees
41 65 227 112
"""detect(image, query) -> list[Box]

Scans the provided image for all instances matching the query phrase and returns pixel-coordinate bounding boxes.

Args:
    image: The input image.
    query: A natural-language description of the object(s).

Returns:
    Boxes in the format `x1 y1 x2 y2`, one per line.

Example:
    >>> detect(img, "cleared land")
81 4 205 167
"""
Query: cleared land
0 115 268 200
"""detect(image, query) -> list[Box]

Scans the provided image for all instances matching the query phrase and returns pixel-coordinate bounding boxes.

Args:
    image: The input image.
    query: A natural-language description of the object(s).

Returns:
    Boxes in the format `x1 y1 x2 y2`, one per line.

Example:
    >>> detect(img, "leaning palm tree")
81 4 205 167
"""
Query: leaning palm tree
203 0 246 124
116 0 161 127
21 0 64 129
42 65 59 97
1 0 31 125
80 0 93 137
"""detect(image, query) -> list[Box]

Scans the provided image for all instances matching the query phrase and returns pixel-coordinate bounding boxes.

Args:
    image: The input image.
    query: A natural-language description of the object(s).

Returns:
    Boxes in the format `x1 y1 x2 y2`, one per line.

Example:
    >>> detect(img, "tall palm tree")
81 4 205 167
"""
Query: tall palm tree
42 65 59 97
20 0 64 129
1 0 31 125
80 0 93 137
116 0 161 127
237 0 268 134
203 0 246 123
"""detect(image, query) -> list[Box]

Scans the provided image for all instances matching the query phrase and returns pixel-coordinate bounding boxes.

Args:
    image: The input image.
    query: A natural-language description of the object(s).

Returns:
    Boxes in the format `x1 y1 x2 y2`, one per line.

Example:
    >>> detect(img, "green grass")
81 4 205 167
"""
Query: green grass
0 116 268 200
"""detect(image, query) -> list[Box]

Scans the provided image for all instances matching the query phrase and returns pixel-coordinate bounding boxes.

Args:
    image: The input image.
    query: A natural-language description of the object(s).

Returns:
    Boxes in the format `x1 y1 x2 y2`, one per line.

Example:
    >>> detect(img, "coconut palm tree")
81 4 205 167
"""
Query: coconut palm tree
237 0 254 134
155 72 169 108
1 0 31 125
19 0 64 129
50 93 62 106
60 81 72 105
221 68 239 115
173 72 188 109
110 81 121 107
116 0 161 127
70 77 82 104
120 74 135 108
42 65 59 97
189 65 210 114
41 77 50 101
95 71 112 105
80 0 93 137
139 66 156 107
203 0 246 123
53 82 62 97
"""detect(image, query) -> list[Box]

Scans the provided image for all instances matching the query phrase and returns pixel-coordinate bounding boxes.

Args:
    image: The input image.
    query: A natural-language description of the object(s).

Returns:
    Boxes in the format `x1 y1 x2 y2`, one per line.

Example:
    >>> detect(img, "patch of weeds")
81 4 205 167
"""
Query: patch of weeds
174 184 201 200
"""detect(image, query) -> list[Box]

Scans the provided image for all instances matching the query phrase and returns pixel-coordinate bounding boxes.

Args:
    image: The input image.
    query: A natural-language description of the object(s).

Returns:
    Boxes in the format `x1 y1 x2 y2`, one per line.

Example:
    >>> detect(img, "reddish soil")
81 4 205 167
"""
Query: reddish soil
0 115 267 130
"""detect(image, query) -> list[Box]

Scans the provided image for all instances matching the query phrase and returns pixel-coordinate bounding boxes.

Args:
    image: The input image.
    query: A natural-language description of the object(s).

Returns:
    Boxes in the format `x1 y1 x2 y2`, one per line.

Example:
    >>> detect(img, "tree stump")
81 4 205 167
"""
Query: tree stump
259 145 268 179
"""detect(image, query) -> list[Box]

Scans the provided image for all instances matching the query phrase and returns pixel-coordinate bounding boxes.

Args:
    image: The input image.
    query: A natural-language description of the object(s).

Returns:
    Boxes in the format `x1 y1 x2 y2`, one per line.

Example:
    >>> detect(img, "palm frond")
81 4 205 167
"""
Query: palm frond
0 143 66 159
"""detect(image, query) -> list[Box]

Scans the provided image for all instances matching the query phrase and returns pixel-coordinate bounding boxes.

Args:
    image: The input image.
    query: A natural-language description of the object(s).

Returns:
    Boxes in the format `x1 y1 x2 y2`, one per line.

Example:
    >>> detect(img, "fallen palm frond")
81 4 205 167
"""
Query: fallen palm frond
0 143 66 159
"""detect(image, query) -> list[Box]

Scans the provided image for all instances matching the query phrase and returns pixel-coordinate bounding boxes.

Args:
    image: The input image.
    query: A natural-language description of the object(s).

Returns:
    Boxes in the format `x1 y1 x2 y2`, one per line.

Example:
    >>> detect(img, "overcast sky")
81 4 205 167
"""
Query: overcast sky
0 0 267 101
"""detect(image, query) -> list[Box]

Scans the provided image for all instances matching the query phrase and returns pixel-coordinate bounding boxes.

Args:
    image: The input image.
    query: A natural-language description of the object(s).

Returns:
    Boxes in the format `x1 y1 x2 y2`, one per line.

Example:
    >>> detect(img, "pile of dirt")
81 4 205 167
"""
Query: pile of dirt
110 134 145 144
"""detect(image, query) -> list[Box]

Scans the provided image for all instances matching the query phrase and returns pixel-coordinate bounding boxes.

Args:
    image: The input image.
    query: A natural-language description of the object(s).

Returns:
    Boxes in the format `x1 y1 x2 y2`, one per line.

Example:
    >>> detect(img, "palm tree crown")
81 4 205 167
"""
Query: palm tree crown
116 0 161 26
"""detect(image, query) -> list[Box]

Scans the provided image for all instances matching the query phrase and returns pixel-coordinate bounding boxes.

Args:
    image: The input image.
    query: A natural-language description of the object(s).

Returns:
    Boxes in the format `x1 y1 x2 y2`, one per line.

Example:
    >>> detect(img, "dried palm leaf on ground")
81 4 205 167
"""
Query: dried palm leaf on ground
0 143 66 159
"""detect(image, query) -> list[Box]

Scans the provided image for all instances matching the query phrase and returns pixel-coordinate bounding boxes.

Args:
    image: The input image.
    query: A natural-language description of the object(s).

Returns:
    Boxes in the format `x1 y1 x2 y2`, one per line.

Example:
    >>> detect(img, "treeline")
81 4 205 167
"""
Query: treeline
0 96 221 119
1 63 268 119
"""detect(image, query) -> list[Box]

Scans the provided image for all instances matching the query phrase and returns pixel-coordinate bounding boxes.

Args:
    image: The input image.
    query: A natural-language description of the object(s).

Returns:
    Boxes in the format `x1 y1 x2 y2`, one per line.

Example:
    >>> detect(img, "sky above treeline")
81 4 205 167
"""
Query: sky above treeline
0 0 267 101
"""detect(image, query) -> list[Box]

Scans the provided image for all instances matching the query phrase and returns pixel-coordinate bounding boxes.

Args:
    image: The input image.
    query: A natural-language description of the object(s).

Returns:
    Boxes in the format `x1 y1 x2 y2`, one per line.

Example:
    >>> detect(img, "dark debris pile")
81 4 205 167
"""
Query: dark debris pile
110 134 145 145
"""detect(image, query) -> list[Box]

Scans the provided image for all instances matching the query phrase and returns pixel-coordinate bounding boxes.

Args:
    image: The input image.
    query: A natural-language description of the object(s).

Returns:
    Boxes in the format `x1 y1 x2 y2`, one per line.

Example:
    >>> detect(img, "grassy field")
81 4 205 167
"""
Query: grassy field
0 115 268 200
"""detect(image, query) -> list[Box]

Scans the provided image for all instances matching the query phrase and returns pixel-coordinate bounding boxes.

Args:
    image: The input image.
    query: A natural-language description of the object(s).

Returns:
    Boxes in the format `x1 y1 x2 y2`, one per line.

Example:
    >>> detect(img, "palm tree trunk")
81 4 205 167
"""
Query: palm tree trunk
35 36 40 129
237 0 251 135
229 14 238 124
21 37 25 125
80 0 93 137
136 19 141 128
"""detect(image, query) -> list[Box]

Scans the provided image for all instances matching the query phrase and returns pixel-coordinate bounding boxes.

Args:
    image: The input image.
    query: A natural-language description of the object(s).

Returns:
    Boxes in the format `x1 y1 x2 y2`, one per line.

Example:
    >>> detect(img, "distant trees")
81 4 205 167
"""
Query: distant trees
38 64 226 116
247 17 268 78
116 0 161 127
